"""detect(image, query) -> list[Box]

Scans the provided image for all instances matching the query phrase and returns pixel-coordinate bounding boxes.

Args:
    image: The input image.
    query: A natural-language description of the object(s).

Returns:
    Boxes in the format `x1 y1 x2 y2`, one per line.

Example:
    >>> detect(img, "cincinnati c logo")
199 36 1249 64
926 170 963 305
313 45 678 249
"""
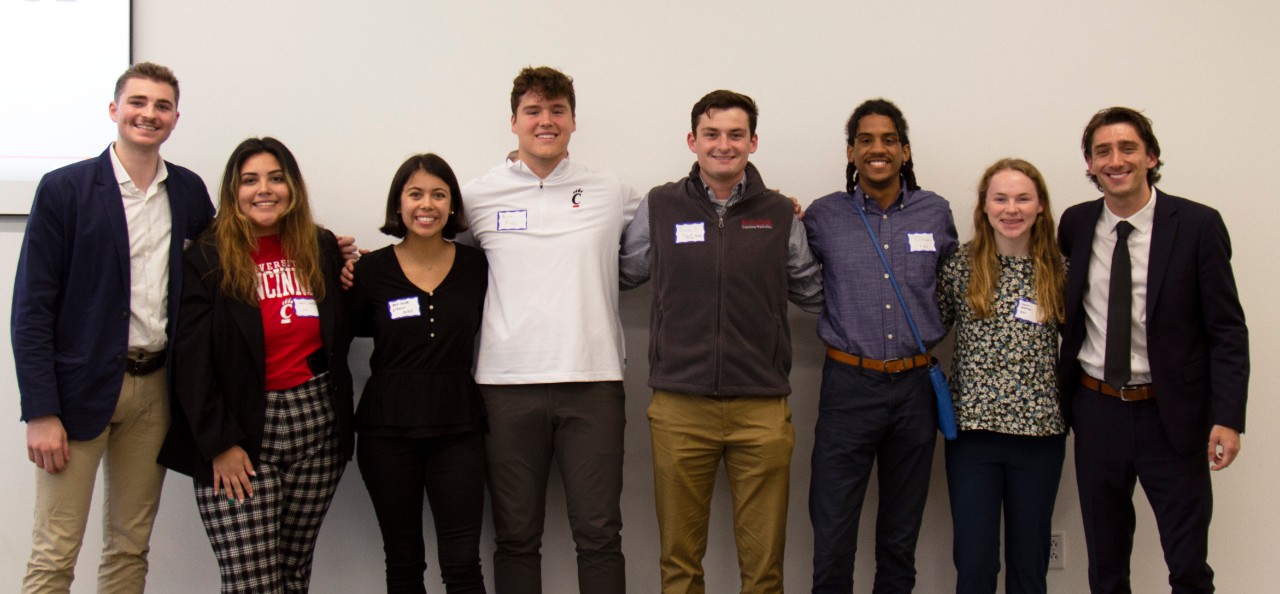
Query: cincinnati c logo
571 188 583 208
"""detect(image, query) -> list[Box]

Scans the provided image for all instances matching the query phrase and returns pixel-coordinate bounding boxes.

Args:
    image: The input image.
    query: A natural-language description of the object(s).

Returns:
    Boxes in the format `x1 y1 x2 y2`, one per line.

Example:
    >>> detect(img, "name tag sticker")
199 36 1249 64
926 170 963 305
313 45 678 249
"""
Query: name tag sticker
907 232 936 252
675 222 706 244
1014 298 1041 324
388 297 421 320
497 210 528 231
294 298 319 318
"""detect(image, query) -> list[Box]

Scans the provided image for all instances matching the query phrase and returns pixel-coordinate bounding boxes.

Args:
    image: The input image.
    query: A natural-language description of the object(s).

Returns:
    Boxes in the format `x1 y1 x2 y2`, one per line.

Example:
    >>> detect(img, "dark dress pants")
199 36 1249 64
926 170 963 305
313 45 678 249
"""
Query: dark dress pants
1073 386 1214 594
358 431 487 594
481 382 626 594
945 430 1066 594
810 360 936 594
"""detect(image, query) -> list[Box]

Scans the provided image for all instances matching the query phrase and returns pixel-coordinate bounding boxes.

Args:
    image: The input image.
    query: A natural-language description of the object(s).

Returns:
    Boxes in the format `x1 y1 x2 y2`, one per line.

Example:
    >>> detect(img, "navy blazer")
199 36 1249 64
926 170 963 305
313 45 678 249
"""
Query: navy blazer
11 147 215 440
1058 192 1249 454
157 229 354 485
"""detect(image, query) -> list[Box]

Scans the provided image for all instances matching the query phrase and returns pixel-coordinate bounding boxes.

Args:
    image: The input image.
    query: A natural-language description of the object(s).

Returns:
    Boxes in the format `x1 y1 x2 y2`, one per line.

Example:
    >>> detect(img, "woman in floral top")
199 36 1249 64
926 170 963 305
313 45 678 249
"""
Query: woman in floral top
937 158 1067 594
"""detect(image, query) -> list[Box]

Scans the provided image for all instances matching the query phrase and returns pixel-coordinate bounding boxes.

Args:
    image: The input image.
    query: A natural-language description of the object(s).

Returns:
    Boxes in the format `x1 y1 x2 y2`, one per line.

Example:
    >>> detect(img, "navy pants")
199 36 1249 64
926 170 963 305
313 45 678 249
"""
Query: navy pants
945 430 1066 594
810 359 936 594
1073 386 1214 594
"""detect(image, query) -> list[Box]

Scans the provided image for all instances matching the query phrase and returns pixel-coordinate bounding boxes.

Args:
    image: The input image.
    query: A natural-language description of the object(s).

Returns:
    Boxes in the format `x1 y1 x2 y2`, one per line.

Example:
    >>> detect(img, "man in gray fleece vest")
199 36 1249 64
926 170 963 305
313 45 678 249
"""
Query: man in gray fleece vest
619 90 822 594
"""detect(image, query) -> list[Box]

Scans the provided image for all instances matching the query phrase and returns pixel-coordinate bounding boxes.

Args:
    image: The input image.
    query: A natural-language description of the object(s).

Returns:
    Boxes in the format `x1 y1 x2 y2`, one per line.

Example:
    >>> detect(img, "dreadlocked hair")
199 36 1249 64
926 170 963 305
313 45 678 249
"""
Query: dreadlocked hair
844 98 919 196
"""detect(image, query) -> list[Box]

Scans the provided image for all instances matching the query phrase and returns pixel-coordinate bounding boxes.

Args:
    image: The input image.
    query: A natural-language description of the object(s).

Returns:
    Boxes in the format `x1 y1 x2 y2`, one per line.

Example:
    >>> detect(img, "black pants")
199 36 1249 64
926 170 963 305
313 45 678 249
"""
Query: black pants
1073 387 1214 594
357 431 487 594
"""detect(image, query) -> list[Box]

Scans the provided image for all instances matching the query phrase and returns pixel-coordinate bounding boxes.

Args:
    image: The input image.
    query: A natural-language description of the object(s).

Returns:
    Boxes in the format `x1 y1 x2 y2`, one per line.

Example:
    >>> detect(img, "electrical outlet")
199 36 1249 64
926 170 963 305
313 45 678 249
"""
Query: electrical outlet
1049 530 1066 570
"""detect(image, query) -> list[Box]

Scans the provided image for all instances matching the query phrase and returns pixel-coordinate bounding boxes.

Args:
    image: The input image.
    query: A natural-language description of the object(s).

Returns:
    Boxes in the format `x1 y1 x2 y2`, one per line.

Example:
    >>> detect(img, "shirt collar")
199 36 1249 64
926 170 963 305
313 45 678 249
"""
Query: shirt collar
699 177 745 206
109 142 169 196
1101 187 1158 236
853 181 909 213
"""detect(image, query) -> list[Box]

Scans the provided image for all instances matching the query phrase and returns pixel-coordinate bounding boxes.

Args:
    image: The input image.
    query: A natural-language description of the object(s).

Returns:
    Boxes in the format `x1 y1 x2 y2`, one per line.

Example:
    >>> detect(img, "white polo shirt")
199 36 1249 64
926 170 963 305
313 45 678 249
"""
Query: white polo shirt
463 158 642 384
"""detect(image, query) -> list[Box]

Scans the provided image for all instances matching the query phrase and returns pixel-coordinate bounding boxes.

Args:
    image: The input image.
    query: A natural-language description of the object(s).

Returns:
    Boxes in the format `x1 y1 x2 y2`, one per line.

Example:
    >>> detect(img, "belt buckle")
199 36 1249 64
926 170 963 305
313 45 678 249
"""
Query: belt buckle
1118 385 1141 401
883 357 906 373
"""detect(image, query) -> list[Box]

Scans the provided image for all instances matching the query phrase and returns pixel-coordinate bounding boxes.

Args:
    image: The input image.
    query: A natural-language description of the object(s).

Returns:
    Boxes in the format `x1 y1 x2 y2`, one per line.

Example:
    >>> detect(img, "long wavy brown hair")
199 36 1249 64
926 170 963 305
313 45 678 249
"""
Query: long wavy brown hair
967 158 1064 324
210 137 325 304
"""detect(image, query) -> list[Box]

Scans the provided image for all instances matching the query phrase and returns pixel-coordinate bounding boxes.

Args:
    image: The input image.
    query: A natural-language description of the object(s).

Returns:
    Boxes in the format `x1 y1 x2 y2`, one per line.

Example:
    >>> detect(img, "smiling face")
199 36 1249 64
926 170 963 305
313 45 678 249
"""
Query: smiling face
983 168 1044 254
688 107 757 192
511 91 575 175
109 77 179 152
236 152 292 236
848 113 910 195
1086 122 1157 205
399 169 452 240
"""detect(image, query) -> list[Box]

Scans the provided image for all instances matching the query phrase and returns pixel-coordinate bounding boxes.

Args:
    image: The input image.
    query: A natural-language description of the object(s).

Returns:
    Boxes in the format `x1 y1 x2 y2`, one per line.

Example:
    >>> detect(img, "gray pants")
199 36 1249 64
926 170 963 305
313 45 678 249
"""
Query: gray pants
480 382 626 594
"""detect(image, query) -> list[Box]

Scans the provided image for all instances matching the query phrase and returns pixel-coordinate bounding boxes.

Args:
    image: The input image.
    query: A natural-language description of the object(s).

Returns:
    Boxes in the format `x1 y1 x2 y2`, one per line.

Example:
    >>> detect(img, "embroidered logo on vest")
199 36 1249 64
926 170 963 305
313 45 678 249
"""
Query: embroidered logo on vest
741 218 773 230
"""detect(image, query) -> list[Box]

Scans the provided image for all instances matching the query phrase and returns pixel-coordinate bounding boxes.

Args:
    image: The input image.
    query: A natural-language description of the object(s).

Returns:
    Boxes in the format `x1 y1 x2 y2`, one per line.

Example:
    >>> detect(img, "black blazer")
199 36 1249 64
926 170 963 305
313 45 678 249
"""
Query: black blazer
1058 192 1249 454
158 228 354 484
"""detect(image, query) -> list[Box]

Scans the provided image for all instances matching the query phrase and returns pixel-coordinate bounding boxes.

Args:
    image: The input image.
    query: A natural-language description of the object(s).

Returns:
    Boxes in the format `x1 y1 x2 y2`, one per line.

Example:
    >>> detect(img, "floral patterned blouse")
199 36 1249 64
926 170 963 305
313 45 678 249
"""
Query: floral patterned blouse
937 243 1066 436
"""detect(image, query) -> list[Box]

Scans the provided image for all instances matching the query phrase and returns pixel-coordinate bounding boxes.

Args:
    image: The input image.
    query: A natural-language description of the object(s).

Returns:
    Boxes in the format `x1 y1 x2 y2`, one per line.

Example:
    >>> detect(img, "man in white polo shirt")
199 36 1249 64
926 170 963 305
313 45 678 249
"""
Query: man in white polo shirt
461 65 642 594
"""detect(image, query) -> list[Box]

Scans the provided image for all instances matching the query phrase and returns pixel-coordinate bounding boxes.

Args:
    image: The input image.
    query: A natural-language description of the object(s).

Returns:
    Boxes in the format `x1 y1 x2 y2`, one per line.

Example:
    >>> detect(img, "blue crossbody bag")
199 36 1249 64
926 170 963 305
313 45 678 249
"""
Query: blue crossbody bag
852 198 959 440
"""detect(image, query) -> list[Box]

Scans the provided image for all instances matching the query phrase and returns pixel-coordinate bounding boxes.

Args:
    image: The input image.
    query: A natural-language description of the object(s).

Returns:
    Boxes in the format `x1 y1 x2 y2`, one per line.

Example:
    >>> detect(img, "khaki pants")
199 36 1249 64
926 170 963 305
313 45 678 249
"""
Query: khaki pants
24 369 169 594
648 390 794 594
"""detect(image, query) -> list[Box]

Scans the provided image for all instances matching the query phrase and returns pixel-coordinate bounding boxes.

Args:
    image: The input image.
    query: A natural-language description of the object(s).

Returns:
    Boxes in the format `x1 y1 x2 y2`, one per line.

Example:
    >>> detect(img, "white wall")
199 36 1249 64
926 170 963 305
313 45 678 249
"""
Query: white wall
2 1 1277 591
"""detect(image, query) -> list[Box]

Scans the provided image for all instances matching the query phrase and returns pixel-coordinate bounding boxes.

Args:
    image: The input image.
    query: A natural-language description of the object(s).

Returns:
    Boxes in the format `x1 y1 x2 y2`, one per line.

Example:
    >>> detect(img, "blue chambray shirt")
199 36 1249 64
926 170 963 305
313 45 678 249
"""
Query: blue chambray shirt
804 185 958 360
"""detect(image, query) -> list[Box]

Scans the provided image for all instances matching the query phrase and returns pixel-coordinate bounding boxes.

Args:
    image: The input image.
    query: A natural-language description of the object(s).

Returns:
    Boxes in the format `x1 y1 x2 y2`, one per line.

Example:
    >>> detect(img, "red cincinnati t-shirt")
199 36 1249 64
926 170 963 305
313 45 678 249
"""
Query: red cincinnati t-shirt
253 235 323 391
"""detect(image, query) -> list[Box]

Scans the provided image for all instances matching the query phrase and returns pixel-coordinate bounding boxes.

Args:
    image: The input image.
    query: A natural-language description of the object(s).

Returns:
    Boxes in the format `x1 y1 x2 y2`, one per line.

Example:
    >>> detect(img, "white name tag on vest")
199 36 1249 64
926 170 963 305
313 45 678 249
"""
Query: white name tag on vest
388 296 421 320
675 222 705 244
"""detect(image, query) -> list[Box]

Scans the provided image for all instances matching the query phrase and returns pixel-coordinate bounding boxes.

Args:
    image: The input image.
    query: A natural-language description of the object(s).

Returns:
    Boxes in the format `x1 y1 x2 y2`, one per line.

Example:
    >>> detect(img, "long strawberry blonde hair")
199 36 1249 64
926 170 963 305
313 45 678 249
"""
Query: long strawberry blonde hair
966 158 1064 323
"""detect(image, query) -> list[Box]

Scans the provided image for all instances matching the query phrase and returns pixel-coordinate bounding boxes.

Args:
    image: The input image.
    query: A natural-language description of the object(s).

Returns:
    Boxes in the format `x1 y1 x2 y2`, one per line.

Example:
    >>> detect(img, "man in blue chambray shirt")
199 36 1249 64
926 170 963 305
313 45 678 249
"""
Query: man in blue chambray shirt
802 99 958 594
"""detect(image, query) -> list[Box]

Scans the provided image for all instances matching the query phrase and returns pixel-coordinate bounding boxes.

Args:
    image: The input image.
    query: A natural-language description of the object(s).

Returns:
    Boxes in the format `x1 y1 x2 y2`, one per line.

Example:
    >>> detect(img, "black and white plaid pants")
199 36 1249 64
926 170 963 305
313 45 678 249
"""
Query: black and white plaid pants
194 373 345 593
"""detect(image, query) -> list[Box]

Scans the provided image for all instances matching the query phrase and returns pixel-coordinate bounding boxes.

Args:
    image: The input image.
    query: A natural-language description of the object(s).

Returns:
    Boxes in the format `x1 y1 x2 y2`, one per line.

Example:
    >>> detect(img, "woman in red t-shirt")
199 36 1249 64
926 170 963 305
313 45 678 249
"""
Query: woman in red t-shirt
159 137 353 593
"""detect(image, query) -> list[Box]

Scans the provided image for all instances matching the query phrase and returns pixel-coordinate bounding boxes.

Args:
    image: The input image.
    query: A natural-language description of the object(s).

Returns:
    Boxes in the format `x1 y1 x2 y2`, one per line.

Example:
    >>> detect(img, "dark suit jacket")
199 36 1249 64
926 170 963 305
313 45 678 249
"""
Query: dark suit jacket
157 229 354 484
1058 192 1249 454
11 147 214 440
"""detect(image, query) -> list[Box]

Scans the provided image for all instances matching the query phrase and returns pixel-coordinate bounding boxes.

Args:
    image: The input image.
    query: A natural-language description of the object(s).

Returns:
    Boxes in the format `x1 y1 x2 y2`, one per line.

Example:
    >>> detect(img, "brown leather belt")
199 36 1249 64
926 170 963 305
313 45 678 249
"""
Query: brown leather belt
826 348 929 374
1081 374 1154 401
125 350 166 376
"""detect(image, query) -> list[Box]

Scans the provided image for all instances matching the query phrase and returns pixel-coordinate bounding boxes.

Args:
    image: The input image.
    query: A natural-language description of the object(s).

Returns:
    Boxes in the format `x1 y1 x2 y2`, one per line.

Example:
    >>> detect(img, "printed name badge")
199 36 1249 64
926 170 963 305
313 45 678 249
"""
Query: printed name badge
388 296 422 320
675 222 706 244
293 298 319 318
907 232 936 252
1014 298 1041 324
497 210 528 231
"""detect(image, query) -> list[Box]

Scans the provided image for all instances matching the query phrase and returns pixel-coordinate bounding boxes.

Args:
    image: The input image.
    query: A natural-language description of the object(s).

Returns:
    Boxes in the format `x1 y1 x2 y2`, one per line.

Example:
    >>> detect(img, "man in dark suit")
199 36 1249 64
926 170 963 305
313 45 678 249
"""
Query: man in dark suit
11 63 215 593
1058 106 1249 594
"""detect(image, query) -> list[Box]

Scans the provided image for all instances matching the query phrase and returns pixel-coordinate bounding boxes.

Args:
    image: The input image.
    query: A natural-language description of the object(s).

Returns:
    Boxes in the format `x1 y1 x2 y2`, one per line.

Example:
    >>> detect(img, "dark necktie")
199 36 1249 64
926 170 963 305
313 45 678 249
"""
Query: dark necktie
1104 221 1136 391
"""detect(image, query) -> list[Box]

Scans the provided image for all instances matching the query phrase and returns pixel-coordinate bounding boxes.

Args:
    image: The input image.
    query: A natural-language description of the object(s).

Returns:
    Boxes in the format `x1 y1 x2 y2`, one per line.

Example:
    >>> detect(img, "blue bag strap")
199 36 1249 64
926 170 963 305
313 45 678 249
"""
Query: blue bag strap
852 193 929 357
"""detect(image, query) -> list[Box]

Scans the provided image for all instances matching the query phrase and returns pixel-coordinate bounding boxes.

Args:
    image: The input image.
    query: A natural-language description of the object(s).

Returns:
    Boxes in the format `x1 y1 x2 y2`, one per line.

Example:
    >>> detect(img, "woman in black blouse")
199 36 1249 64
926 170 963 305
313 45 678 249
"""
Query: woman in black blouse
348 154 488 593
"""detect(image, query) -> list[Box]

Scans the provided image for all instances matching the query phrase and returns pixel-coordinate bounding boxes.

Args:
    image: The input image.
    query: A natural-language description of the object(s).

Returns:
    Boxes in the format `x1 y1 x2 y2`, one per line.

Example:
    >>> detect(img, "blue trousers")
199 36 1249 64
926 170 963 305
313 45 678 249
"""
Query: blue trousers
809 359 936 594
945 430 1065 594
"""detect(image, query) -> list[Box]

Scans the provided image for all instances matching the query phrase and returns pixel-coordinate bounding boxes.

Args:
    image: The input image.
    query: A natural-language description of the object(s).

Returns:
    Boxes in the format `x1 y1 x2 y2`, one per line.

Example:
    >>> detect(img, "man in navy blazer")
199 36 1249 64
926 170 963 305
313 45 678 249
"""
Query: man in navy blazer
1058 107 1249 594
11 63 214 593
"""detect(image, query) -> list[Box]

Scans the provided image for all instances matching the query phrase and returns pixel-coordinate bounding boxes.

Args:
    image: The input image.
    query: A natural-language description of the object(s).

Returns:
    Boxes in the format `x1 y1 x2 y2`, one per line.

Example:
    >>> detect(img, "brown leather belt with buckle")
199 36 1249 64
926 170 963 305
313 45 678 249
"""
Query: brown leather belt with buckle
126 350 167 376
826 348 929 374
1081 374 1154 401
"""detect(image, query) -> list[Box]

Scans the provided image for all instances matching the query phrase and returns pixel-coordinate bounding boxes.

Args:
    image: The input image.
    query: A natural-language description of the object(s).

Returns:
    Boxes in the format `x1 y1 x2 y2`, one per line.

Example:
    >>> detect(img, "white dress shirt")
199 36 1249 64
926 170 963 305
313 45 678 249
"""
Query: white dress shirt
1079 189 1159 384
110 143 173 352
